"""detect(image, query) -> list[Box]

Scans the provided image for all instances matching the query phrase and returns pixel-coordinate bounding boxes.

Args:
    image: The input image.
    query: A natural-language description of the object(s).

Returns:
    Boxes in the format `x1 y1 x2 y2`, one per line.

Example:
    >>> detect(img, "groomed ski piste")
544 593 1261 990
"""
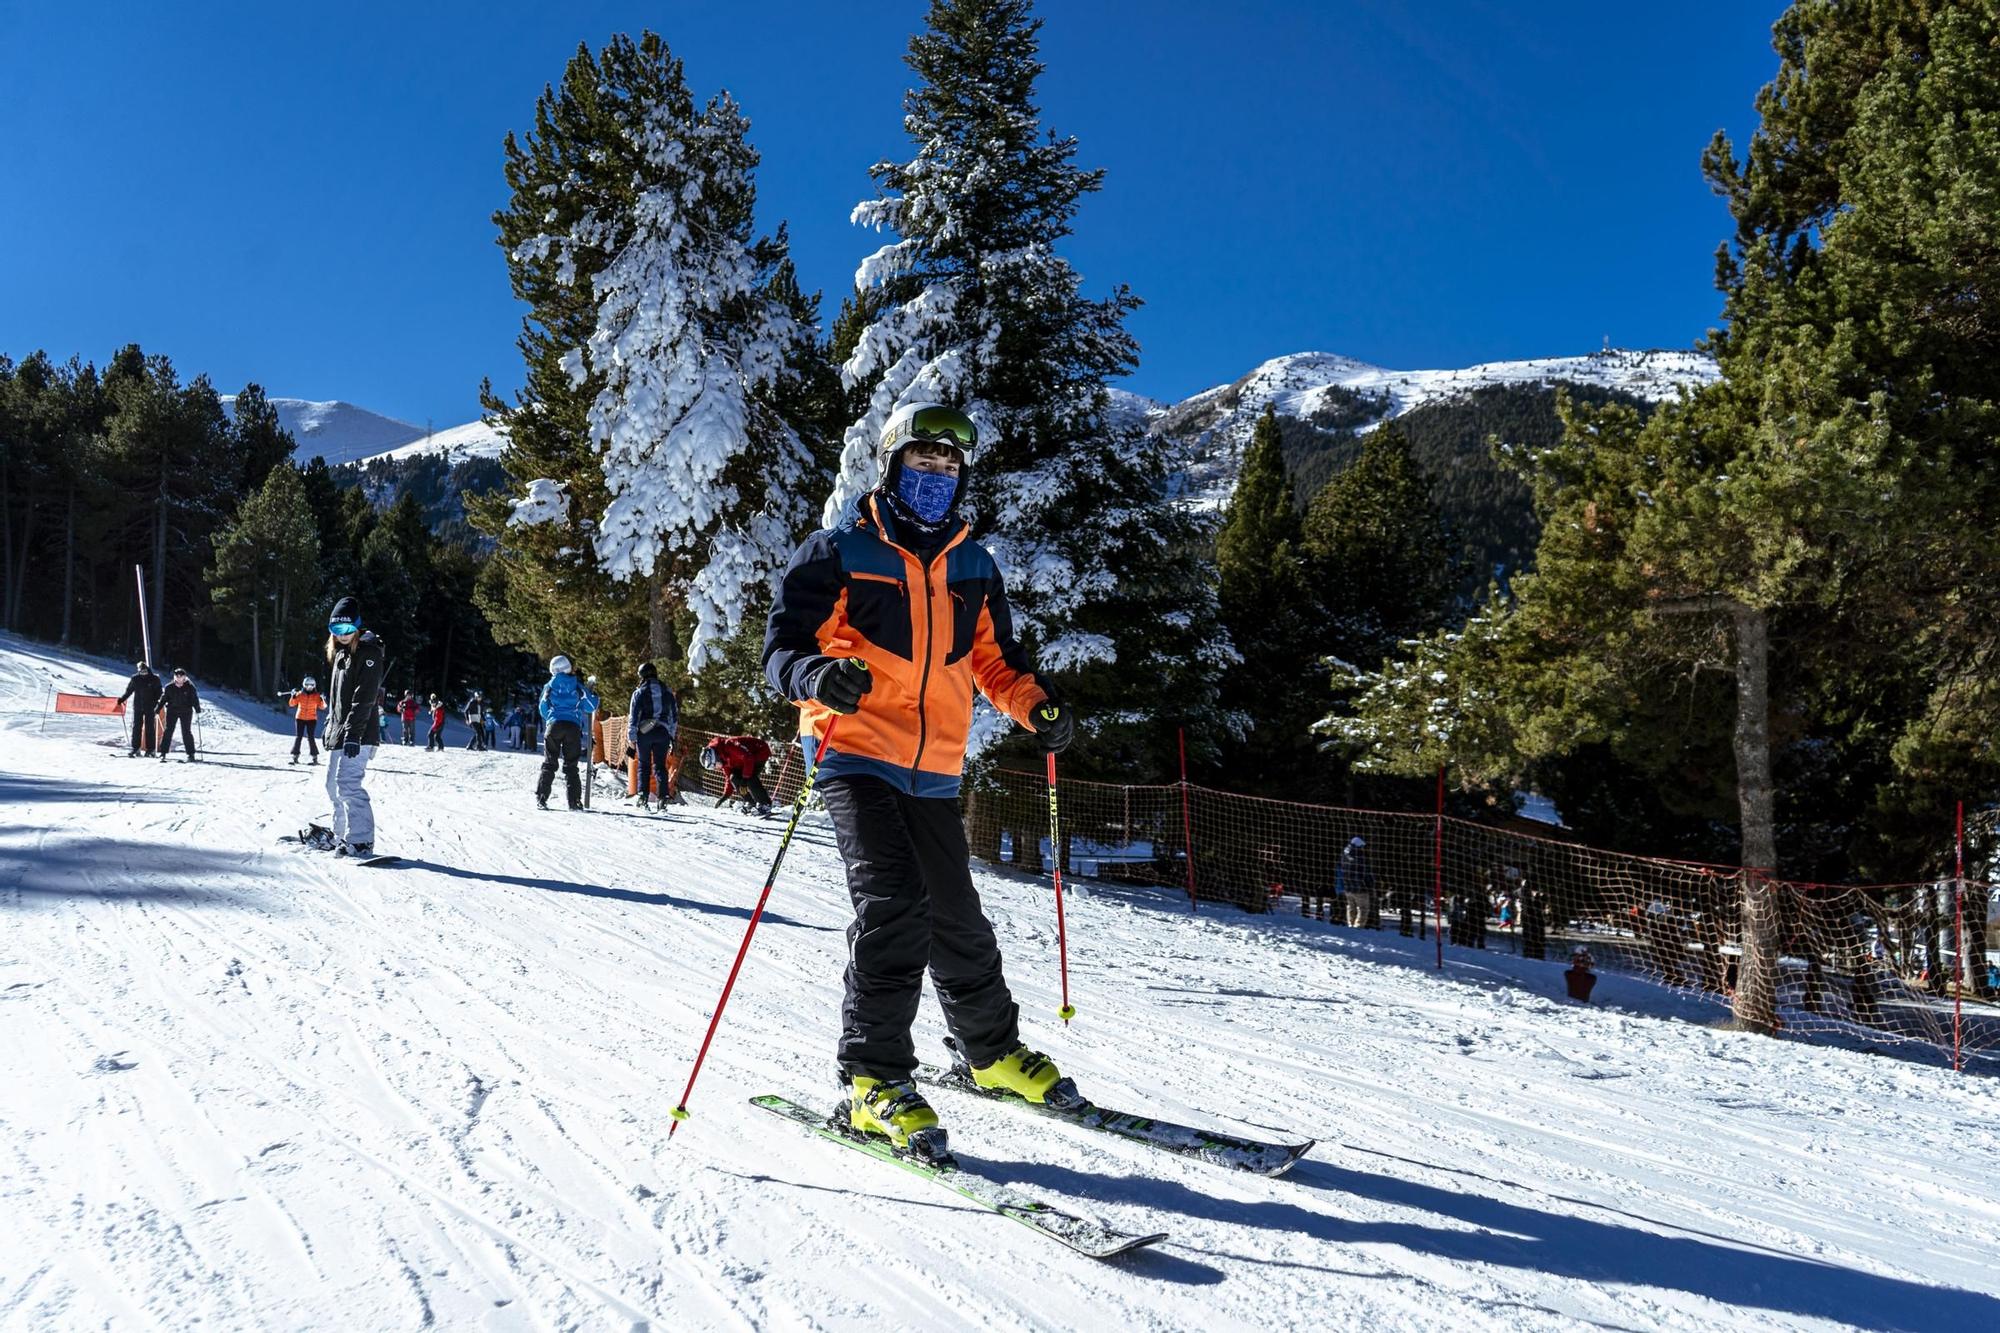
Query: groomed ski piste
3 631 1997 1332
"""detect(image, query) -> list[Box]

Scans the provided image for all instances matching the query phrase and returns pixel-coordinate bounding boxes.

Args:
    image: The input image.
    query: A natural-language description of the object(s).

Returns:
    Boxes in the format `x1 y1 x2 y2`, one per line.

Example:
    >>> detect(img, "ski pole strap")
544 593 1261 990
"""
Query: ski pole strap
669 704 850 1135
1046 749 1074 1024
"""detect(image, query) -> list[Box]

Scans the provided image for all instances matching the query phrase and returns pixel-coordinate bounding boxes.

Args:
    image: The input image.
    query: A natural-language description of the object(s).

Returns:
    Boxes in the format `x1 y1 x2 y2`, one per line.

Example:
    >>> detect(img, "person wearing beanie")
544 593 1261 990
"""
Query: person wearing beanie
117 661 163 757
626 661 679 812
425 693 447 752
320 596 386 857
159 668 202 762
763 401 1075 1158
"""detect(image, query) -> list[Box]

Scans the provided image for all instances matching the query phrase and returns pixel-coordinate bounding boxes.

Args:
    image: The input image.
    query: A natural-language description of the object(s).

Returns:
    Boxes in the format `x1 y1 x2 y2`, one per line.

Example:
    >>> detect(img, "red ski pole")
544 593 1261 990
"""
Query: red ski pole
669 705 848 1136
1044 733 1075 1025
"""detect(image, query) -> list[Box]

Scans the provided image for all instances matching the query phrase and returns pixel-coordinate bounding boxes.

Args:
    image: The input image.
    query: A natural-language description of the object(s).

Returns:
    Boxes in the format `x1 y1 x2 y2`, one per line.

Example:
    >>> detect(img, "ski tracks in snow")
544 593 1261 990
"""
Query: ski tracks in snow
3 633 1999 1331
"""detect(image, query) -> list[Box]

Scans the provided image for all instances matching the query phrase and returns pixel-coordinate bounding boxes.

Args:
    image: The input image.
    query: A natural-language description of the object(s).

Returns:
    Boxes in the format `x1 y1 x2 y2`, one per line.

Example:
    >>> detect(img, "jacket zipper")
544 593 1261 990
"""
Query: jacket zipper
913 560 934 785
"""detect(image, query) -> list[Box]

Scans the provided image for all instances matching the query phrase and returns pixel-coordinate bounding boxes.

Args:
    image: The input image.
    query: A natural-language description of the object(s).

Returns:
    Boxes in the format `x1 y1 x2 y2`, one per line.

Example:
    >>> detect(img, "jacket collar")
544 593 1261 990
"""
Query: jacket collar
857 491 968 567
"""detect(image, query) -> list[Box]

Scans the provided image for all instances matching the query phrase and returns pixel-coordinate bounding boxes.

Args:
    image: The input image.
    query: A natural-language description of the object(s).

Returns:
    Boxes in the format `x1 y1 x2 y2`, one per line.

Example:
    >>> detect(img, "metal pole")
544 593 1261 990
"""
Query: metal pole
1435 764 1445 970
1178 727 1197 914
1955 801 1965 1073
133 564 153 666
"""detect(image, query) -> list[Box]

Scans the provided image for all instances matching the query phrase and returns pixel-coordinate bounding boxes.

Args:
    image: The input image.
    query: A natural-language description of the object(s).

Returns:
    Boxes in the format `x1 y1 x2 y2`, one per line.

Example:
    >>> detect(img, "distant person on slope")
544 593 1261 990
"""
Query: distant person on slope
321 596 386 857
117 661 163 758
700 734 773 816
397 689 419 745
763 401 1075 1157
465 691 489 752
535 656 598 810
502 703 527 750
287 676 324 764
425 693 446 751
1338 837 1376 929
627 662 678 812
159 668 202 762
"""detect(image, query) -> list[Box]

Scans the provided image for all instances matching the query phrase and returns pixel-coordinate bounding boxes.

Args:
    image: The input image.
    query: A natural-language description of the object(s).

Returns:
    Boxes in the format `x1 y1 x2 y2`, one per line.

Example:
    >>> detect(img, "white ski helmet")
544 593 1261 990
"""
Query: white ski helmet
303 676 317 689
879 402 977 466
550 654 573 675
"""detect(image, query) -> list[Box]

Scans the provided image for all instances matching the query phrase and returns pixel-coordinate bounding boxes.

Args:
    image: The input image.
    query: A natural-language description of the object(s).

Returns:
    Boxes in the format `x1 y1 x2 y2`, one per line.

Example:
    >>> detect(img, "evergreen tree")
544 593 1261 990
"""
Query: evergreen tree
1300 422 1459 668
1336 2 2000 1025
471 32 823 689
227 383 297 496
208 463 320 694
830 0 1229 776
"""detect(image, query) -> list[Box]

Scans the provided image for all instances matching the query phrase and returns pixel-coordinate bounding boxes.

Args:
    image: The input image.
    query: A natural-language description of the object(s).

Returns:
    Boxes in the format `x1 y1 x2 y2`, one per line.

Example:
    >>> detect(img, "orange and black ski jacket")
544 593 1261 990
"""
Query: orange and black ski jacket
764 491 1049 798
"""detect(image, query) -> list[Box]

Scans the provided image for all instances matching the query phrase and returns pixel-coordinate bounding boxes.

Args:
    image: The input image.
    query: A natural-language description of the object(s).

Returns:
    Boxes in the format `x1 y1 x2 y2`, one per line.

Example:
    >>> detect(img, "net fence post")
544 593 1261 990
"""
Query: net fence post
1178 726 1197 914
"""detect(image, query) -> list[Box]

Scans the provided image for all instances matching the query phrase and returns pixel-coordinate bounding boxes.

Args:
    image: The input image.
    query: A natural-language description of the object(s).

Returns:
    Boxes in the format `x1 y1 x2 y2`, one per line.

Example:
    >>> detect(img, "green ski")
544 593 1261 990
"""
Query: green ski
749 1095 1167 1260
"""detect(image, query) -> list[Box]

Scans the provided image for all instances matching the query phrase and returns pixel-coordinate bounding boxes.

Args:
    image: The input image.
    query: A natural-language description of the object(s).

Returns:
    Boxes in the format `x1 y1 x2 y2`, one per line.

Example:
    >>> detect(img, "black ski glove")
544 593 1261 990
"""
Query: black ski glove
343 740 360 758
809 658 873 714
1032 699 1074 754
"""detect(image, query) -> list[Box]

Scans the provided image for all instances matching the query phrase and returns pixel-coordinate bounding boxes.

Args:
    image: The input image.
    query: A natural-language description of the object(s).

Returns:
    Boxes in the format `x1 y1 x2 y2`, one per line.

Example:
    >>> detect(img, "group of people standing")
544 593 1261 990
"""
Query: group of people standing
284 682 450 763
115 662 203 761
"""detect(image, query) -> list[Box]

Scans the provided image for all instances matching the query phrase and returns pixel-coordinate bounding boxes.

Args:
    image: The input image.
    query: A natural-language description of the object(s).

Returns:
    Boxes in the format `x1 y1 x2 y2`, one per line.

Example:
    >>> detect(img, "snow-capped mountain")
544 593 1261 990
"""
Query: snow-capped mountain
370 417 508 466
1152 347 1719 507
218 396 428 468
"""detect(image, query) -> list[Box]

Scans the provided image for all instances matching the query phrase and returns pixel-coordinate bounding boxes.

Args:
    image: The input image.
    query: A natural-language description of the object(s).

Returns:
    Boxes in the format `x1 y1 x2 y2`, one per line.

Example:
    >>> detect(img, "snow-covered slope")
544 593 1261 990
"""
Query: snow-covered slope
372 417 509 466
5 631 1995 1331
1156 348 1719 507
219 396 428 468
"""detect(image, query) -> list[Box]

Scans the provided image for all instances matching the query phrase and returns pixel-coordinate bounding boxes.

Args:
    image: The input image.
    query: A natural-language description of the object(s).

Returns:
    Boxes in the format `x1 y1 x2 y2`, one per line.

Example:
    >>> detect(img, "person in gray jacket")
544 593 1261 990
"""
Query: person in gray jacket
321 595 386 857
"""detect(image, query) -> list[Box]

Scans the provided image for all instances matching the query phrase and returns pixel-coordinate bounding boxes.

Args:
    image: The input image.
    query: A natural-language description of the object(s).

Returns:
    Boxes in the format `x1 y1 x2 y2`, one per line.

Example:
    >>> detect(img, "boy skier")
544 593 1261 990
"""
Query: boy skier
764 402 1074 1156
535 656 599 810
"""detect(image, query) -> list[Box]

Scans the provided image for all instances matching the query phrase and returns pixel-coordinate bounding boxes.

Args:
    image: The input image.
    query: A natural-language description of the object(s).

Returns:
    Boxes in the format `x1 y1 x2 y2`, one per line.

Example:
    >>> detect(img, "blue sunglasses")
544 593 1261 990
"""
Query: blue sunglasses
328 620 360 636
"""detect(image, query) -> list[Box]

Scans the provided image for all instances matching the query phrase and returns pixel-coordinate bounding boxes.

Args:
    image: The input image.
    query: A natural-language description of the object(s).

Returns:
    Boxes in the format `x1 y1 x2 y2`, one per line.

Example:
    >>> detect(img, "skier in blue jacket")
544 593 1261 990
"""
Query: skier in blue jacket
626 661 679 812
535 655 600 810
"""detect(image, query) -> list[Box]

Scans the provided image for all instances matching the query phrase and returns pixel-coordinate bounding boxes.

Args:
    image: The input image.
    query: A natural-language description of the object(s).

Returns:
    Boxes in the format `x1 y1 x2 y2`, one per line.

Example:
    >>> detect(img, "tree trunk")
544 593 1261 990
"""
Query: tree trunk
1731 603 1781 1031
9 503 36 630
272 580 288 695
249 600 262 696
151 475 168 661
439 615 455 695
0 461 12 631
649 568 669 659
60 483 75 644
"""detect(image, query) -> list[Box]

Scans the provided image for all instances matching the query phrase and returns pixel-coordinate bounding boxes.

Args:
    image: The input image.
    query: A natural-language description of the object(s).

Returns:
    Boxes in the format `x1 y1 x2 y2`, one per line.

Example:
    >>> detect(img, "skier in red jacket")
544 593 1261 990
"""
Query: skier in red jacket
702 734 773 816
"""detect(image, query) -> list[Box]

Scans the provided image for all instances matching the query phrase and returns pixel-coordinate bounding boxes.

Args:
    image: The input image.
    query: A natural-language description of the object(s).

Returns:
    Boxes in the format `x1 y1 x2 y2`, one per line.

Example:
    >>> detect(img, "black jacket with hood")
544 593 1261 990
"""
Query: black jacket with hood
325 632 386 748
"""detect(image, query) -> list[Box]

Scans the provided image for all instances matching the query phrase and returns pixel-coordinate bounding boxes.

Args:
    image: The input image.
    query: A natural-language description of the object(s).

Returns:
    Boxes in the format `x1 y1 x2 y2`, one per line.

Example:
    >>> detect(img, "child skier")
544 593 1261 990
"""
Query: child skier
287 677 324 764
535 656 599 810
763 401 1074 1156
321 596 386 857
700 734 772 816
425 694 446 751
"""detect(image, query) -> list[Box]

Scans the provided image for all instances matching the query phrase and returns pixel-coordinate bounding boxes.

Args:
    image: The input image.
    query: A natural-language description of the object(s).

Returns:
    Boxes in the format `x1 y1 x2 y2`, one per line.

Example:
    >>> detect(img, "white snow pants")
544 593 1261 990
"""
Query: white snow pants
325 745 377 847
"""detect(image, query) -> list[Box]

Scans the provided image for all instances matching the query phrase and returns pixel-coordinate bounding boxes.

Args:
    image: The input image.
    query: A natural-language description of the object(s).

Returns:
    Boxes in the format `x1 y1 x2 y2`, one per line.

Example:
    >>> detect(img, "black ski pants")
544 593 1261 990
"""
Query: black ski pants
821 775 1020 1080
130 709 157 755
717 771 773 810
537 720 583 807
426 721 445 751
293 717 319 758
162 710 195 758
635 731 672 799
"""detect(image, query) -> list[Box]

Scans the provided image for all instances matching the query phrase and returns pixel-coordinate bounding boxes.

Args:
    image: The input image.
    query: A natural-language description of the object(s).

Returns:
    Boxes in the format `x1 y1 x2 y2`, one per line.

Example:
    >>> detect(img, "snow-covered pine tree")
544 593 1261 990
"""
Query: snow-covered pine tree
830 0 1231 776
473 33 822 679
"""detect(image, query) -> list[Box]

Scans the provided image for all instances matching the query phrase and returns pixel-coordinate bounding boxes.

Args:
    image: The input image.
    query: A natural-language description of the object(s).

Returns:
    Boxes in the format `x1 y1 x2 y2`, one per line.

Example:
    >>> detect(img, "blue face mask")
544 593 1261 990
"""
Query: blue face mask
896 465 958 524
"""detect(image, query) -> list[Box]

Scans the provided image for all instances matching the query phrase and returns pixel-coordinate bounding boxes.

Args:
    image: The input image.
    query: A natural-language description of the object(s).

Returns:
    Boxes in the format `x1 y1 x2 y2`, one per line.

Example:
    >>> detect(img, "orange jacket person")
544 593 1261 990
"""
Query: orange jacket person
764 401 1074 1158
287 677 325 765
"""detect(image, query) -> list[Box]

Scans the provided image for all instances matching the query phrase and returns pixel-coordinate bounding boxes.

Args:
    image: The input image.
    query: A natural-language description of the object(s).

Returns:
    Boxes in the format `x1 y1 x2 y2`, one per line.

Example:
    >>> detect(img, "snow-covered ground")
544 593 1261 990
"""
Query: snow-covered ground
3 632 1996 1332
372 418 509 466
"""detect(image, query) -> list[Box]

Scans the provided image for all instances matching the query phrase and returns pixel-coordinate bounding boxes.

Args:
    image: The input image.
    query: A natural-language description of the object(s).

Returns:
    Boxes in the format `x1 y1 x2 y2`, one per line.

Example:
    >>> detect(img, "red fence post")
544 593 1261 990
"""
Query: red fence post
1179 727 1197 914
1435 764 1445 970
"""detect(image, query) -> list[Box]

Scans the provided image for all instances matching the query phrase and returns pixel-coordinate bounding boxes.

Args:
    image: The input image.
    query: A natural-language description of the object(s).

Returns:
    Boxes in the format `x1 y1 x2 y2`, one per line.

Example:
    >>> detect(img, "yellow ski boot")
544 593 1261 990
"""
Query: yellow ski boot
970 1046 1084 1109
848 1077 947 1159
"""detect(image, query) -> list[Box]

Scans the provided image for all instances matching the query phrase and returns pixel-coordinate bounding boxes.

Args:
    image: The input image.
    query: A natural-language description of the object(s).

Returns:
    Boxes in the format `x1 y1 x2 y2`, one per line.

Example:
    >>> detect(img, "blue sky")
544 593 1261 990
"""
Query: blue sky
0 1 1781 429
